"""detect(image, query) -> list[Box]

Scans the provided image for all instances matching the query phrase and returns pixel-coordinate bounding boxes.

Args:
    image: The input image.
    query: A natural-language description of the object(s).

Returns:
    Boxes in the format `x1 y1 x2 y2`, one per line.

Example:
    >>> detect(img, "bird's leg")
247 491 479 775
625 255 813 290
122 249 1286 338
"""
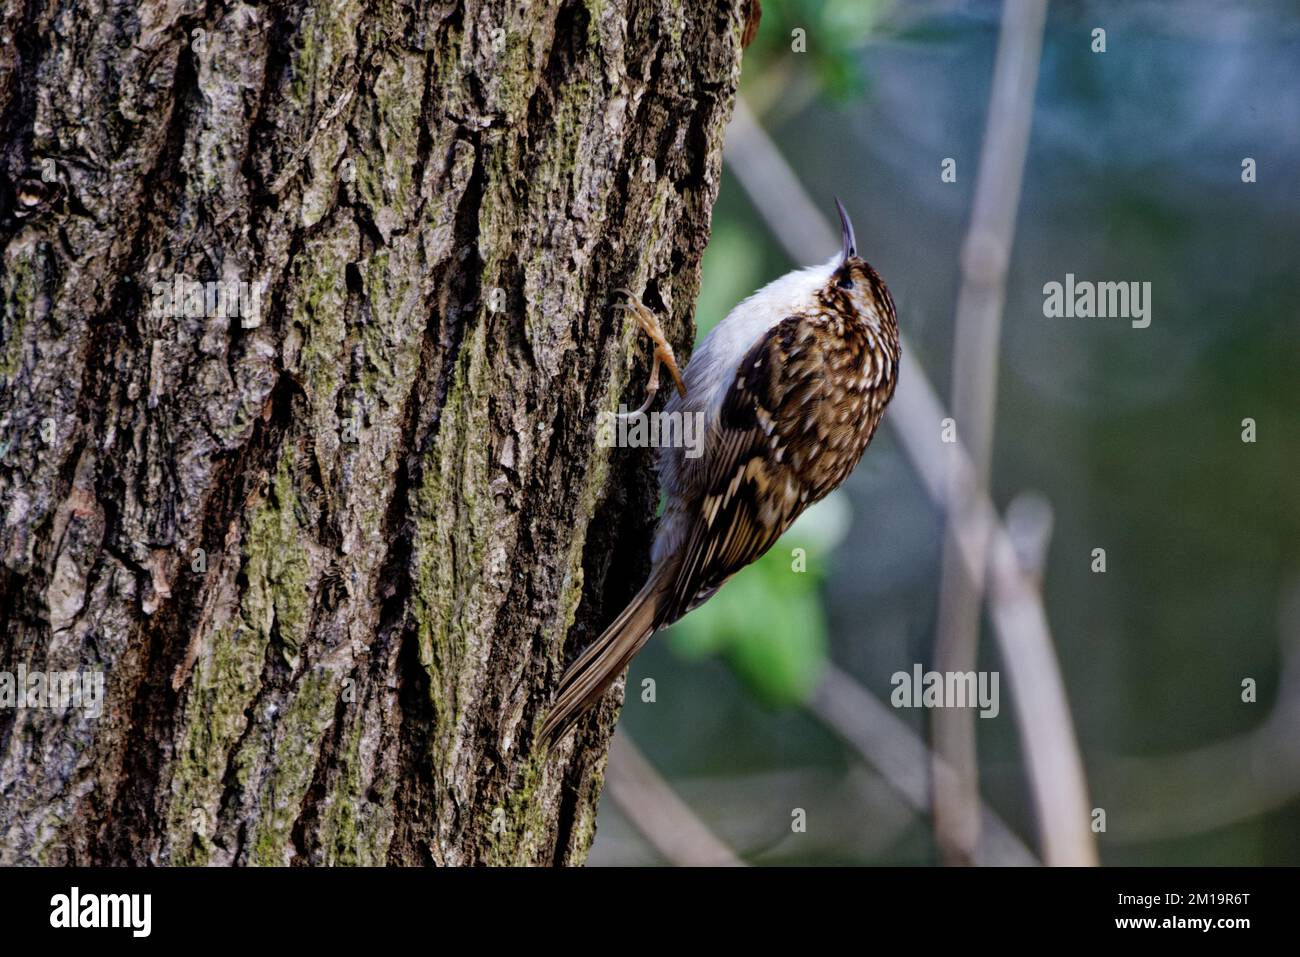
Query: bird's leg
613 289 687 420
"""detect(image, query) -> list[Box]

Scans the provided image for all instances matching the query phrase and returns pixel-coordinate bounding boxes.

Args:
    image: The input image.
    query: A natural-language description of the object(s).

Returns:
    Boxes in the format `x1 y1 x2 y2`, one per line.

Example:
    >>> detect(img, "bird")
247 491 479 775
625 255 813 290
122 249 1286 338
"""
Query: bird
541 199 899 744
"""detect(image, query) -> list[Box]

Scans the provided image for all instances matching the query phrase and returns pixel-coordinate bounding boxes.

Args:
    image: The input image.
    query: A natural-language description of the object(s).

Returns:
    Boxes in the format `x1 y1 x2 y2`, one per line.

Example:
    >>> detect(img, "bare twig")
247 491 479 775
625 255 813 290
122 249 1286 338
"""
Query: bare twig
810 664 1038 866
1004 492 1054 589
932 0 1051 867
726 94 1097 865
604 733 747 866
1094 580 1300 840
603 667 1038 865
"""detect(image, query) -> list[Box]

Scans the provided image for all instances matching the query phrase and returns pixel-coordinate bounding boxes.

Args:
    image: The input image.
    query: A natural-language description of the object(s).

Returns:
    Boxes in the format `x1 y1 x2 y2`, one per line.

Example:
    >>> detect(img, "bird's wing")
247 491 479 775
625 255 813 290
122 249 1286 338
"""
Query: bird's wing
661 312 826 624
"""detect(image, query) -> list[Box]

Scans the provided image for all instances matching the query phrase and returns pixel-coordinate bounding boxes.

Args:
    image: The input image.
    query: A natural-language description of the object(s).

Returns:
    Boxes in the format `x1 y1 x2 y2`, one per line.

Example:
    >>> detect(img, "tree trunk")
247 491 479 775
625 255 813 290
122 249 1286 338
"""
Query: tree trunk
0 0 743 865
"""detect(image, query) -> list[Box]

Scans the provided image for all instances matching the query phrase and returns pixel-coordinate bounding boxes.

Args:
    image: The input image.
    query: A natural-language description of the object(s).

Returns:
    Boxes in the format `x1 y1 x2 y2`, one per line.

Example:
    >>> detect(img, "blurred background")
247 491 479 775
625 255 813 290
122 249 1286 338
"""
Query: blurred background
589 0 1300 865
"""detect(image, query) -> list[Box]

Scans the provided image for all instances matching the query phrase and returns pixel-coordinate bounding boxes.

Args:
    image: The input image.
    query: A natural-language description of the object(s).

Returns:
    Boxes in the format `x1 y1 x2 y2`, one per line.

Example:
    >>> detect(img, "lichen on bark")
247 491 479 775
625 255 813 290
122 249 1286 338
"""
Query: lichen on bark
0 0 743 865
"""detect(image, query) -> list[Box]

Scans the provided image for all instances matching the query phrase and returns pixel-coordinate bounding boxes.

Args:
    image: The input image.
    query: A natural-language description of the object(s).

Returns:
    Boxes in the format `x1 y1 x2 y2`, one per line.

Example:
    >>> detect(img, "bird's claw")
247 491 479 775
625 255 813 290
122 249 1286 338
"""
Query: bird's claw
612 290 686 421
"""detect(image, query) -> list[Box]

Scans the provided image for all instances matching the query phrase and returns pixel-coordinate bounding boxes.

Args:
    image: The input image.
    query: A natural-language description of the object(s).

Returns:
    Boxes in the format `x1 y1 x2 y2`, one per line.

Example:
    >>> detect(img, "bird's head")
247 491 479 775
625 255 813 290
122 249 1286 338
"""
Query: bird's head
820 197 896 334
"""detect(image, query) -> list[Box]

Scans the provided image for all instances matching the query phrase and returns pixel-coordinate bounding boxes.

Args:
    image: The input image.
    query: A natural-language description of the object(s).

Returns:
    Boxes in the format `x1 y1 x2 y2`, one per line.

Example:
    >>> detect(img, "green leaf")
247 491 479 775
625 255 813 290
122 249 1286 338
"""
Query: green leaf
665 495 851 705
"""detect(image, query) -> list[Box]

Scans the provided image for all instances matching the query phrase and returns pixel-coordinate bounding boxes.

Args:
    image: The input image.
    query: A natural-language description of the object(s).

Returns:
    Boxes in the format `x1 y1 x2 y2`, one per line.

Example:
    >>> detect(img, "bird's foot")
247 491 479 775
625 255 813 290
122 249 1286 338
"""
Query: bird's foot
613 289 686 420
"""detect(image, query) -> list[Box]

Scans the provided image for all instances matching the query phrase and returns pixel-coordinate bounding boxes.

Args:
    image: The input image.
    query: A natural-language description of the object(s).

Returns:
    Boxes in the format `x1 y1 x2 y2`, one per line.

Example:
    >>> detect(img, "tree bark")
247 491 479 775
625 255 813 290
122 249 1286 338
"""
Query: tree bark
0 0 743 865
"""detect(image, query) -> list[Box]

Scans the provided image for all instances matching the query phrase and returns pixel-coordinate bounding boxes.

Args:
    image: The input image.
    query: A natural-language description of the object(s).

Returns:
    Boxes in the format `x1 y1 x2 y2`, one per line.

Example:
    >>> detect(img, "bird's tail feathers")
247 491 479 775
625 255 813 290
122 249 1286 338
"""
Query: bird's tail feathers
540 577 664 744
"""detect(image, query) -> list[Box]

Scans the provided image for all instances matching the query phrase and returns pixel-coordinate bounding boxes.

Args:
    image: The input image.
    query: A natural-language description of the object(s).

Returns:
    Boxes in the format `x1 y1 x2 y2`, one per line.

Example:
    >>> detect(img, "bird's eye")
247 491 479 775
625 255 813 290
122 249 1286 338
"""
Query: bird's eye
837 274 855 290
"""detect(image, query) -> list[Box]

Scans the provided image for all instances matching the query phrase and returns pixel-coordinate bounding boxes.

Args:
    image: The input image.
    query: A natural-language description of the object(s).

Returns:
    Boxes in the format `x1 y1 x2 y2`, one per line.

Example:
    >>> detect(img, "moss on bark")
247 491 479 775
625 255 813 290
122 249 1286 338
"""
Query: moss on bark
0 0 743 866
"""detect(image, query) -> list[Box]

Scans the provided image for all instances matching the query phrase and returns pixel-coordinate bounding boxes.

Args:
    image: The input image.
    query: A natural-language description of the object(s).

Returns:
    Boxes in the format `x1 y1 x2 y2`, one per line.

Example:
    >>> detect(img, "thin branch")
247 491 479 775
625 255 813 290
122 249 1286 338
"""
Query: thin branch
604 666 1039 865
932 0 1050 867
725 94 1097 865
1093 580 1300 840
604 732 747 866
809 664 1038 866
594 763 918 864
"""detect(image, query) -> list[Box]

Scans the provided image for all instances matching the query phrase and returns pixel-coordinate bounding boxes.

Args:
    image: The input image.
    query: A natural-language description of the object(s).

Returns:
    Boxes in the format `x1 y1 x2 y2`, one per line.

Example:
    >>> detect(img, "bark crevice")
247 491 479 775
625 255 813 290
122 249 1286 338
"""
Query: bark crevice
0 0 745 866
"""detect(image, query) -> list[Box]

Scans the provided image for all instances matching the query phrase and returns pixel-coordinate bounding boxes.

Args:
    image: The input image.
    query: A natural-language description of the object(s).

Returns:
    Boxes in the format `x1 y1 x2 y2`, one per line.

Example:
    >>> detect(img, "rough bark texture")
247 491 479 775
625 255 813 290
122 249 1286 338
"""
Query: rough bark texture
0 0 743 865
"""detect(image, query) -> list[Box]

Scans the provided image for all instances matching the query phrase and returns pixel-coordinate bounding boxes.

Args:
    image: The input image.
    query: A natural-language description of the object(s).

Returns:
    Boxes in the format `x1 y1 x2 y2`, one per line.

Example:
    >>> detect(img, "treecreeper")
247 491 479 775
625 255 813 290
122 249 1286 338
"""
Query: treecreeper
543 199 901 742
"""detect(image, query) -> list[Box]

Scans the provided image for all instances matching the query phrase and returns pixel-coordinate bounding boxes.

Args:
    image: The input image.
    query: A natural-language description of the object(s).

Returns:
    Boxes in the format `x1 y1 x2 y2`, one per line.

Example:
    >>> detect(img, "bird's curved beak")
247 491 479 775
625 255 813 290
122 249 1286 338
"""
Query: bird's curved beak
835 196 857 263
